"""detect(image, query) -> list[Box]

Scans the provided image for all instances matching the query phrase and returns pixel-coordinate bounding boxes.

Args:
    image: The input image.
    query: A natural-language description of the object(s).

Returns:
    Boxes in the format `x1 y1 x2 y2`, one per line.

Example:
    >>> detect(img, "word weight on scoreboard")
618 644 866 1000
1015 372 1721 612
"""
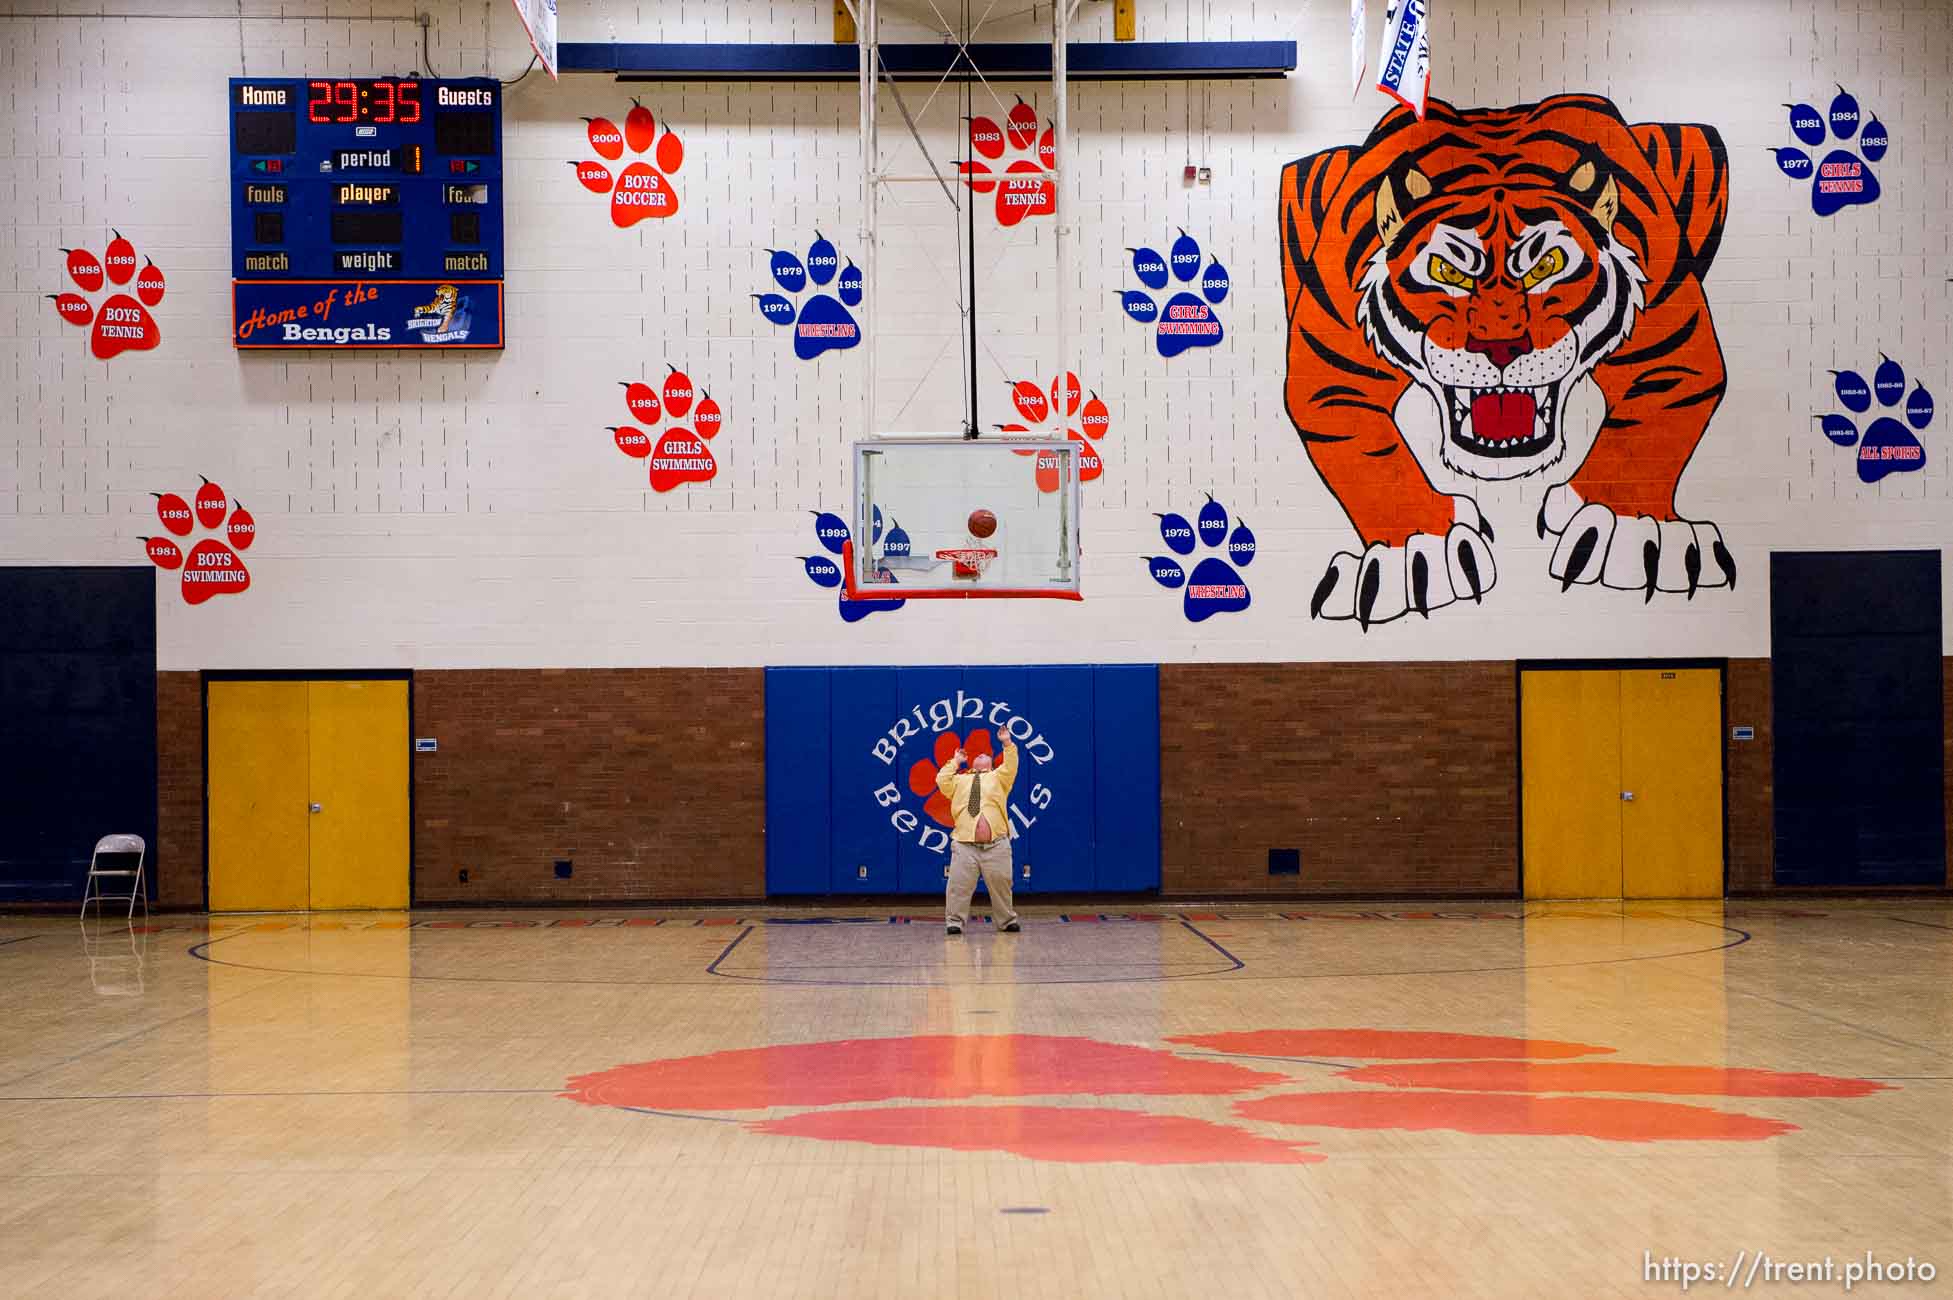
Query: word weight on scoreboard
229 77 504 349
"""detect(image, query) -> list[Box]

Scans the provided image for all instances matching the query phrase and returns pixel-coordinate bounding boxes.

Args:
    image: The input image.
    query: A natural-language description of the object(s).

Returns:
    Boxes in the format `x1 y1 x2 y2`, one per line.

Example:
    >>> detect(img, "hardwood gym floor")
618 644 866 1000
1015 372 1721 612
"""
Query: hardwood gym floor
2 901 1949 1298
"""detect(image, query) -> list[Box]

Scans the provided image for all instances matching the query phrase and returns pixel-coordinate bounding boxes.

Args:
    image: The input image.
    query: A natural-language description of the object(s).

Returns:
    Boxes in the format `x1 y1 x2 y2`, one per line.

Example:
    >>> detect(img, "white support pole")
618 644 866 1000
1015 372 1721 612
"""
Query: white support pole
1051 0 1069 416
860 0 878 448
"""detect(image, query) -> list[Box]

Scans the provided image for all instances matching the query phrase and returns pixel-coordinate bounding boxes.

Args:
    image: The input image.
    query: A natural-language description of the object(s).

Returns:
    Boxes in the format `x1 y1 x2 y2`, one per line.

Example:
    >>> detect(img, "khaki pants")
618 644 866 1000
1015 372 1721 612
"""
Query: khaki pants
945 837 1018 928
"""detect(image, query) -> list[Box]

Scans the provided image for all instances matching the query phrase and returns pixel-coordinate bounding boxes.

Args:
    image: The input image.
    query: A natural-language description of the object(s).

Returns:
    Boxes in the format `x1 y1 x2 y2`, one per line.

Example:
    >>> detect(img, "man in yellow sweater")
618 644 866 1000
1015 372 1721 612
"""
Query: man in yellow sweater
935 737 1022 935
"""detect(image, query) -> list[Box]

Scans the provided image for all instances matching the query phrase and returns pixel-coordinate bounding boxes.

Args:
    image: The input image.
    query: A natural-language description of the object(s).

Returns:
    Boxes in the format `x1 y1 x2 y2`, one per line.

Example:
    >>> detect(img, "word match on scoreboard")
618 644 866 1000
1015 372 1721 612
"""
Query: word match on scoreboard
229 78 505 349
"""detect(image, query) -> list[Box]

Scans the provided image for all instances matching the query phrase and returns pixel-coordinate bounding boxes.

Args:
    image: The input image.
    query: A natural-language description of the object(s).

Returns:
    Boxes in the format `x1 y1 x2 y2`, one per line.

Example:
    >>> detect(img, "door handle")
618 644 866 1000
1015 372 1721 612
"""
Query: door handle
1620 792 1635 802
309 803 322 813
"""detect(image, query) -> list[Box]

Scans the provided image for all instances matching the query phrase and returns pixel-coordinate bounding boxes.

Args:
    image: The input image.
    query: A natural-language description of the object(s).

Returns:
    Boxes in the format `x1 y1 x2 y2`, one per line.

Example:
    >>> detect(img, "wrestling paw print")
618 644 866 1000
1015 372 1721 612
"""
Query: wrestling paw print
140 477 253 606
1312 496 1494 627
1820 354 1932 483
48 232 164 360
960 97 1054 228
908 729 997 828
997 373 1109 491
753 233 864 361
608 367 723 492
1119 230 1227 358
572 100 684 226
1773 87 1886 217
1147 494 1254 622
801 509 904 623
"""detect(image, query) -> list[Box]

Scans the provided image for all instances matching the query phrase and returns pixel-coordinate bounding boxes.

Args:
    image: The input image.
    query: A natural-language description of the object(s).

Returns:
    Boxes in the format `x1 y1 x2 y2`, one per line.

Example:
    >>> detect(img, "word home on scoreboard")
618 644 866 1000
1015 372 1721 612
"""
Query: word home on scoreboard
229 78 505 349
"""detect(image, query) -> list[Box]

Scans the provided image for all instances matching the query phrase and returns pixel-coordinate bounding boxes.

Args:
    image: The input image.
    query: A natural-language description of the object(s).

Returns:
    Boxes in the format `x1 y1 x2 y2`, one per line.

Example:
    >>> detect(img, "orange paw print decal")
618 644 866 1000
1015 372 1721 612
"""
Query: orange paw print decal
961 97 1054 228
573 100 683 226
563 1028 1889 1164
140 477 254 605
49 231 164 359
608 366 723 492
907 729 995 828
998 372 1109 490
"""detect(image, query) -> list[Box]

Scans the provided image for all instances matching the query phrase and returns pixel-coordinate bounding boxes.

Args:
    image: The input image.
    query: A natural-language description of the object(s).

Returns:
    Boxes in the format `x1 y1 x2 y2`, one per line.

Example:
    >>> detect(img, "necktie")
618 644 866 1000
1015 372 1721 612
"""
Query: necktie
967 770 982 817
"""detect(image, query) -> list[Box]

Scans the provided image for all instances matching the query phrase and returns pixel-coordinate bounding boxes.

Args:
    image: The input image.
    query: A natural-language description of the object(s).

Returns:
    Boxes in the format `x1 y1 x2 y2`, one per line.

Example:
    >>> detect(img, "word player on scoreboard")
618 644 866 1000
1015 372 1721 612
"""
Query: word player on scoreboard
229 78 505 349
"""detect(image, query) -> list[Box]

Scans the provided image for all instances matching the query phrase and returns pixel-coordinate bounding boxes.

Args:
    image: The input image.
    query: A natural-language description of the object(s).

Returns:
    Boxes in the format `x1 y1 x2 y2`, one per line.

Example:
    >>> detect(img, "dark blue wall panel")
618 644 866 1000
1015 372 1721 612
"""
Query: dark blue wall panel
1092 665 1162 892
828 668 901 893
894 667 964 893
763 668 831 895
1019 666 1095 892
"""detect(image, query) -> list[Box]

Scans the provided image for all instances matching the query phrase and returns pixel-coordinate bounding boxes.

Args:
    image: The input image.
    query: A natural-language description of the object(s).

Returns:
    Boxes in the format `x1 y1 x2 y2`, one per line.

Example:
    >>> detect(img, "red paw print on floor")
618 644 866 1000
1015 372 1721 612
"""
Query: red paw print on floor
140 477 253 606
998 372 1109 491
48 231 164 359
907 729 995 828
562 1028 1890 1165
608 366 722 492
961 97 1054 227
572 100 684 227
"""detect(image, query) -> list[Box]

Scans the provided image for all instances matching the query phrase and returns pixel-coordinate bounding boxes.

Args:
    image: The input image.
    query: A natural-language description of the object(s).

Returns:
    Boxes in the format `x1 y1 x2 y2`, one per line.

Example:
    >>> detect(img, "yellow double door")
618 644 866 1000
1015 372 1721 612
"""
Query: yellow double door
208 679 410 911
1521 668 1723 899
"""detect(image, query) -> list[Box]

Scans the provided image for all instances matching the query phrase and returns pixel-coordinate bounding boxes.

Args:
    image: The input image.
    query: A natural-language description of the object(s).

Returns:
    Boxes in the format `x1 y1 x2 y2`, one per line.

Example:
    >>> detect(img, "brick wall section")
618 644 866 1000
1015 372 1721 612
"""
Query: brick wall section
1725 659 1774 891
155 672 204 907
411 669 766 902
1159 663 1517 895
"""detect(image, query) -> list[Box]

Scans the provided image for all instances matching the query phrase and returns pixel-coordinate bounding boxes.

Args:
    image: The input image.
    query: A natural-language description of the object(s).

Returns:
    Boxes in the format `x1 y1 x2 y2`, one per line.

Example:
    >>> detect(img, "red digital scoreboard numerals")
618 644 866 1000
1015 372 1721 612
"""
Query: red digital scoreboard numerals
306 79 422 125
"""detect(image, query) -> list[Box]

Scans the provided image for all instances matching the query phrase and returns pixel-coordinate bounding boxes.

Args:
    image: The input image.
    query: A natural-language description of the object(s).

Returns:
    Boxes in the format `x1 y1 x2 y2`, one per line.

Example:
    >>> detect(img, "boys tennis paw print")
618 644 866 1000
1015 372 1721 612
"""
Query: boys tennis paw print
49 232 164 359
800 509 904 623
753 233 864 361
996 372 1109 491
572 100 684 226
961 97 1055 227
608 366 723 492
140 477 253 606
1119 230 1227 358
1773 86 1886 217
1147 494 1254 622
1820 354 1931 483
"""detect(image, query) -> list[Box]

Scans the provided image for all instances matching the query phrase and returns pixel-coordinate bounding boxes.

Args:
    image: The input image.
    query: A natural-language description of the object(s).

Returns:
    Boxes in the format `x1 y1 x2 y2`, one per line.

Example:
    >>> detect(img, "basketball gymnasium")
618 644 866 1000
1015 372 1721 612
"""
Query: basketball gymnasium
3 1 1952 1296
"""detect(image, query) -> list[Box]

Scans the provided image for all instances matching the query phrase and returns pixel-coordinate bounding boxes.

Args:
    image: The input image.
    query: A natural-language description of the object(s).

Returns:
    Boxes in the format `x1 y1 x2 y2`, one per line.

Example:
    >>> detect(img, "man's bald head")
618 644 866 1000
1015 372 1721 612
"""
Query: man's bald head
971 753 993 773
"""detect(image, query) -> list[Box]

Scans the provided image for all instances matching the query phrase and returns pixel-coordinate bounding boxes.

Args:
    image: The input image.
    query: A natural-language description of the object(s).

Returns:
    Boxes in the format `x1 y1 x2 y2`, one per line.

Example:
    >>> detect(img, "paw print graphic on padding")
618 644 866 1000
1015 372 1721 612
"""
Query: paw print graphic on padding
140 477 253 606
1820 354 1932 484
1773 87 1886 217
960 97 1054 228
608 366 723 492
800 509 904 623
996 373 1110 491
1146 494 1254 622
1119 230 1227 359
752 232 864 361
49 231 164 360
571 100 684 226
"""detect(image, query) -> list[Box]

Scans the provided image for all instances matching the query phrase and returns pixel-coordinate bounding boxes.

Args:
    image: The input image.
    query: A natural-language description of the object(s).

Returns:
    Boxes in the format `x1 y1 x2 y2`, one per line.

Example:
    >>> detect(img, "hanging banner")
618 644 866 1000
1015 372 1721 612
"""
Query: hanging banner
1376 0 1430 119
510 0 558 80
1350 0 1367 100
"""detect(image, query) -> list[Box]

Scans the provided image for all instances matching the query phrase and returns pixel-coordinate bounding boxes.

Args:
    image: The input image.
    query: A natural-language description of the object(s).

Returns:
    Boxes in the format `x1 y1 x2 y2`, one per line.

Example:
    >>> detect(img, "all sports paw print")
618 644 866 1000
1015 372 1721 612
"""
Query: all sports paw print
608 366 723 492
561 1026 1889 1166
1820 354 1932 484
753 233 864 361
1773 87 1886 217
49 232 164 360
139 477 253 606
571 99 684 226
1147 494 1254 622
960 97 1054 228
907 729 997 828
996 372 1109 491
1119 230 1227 359
800 509 904 623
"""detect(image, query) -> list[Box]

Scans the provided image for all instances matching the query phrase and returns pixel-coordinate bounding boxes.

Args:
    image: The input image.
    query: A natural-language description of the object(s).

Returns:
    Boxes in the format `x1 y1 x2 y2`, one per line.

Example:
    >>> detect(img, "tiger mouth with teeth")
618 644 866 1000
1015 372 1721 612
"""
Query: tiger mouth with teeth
1443 383 1561 459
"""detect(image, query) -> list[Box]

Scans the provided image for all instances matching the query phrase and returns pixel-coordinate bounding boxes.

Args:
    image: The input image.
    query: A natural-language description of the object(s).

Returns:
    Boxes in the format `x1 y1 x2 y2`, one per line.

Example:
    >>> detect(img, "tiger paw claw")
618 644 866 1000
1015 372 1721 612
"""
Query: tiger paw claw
1310 497 1496 628
1541 484 1734 596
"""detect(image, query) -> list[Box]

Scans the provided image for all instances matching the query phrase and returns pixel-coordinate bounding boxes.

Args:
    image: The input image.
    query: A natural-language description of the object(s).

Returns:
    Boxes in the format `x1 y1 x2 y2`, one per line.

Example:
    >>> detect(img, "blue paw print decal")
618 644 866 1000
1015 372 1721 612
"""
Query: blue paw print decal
1819 355 1932 483
800 509 905 622
1773 87 1886 217
1118 229 1227 358
1145 493 1254 622
753 232 864 361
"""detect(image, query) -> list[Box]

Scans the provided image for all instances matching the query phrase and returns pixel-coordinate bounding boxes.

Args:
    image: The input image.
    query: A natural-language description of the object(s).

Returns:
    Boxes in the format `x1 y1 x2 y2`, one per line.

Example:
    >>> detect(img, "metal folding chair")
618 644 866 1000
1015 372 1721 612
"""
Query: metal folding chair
79 833 148 922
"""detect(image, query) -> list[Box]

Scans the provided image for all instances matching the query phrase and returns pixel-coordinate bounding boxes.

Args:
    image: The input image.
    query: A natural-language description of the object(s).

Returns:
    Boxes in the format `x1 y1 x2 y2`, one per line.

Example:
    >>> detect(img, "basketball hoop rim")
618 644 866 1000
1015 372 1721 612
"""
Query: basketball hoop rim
840 540 1084 602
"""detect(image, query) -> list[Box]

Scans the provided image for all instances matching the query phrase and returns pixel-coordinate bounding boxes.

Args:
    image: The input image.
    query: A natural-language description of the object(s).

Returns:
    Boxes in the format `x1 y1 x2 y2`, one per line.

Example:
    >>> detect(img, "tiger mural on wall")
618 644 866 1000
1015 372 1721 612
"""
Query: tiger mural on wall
1280 95 1735 627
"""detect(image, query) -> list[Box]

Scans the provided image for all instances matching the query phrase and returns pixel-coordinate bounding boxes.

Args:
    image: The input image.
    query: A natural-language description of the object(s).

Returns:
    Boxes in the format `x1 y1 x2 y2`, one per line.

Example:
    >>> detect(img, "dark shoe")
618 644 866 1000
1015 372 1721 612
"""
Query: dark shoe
1001 921 1021 933
946 924 962 935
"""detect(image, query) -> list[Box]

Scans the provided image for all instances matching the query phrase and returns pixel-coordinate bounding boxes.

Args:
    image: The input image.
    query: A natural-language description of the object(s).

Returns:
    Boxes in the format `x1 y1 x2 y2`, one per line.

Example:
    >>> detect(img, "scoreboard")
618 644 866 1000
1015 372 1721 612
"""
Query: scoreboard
229 77 505 349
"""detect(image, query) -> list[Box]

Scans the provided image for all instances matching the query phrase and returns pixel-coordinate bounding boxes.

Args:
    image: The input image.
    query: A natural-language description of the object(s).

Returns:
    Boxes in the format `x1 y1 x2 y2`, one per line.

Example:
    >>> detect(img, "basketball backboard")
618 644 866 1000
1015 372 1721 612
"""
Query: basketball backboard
849 437 1083 599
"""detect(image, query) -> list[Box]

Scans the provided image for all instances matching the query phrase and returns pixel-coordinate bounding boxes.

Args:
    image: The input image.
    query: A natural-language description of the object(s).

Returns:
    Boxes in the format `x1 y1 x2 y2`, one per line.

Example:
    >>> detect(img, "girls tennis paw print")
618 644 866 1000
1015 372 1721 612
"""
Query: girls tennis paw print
996 372 1109 491
908 729 996 828
608 366 723 492
1118 230 1227 358
49 232 164 360
1146 493 1254 622
752 232 864 361
571 100 684 226
139 477 253 606
800 509 904 623
1773 86 1886 217
1820 354 1932 484
961 97 1054 227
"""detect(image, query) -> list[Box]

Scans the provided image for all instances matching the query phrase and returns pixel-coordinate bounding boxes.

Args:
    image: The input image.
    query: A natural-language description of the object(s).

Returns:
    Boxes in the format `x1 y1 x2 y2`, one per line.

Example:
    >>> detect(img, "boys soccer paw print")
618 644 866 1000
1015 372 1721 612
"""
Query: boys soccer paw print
1773 87 1886 217
1119 230 1227 358
1820 354 1932 483
49 232 164 359
753 232 864 361
140 477 254 605
572 100 684 225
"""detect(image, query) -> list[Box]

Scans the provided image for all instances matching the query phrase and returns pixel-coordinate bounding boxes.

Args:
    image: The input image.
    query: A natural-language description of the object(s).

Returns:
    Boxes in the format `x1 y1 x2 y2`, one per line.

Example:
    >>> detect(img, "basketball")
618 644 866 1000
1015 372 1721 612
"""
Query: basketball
967 508 997 539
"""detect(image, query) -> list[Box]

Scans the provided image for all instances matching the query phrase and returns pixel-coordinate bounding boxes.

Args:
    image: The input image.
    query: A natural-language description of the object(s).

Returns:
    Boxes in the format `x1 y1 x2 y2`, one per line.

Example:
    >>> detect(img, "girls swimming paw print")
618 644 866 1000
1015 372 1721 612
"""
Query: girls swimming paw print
753 233 864 361
1820 354 1931 483
1146 493 1254 622
1118 230 1227 358
1773 87 1886 217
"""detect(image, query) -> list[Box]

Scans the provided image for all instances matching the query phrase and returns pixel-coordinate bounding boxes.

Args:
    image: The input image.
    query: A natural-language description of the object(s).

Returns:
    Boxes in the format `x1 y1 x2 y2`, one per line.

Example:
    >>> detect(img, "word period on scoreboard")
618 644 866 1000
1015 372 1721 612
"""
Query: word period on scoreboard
229 78 505 349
